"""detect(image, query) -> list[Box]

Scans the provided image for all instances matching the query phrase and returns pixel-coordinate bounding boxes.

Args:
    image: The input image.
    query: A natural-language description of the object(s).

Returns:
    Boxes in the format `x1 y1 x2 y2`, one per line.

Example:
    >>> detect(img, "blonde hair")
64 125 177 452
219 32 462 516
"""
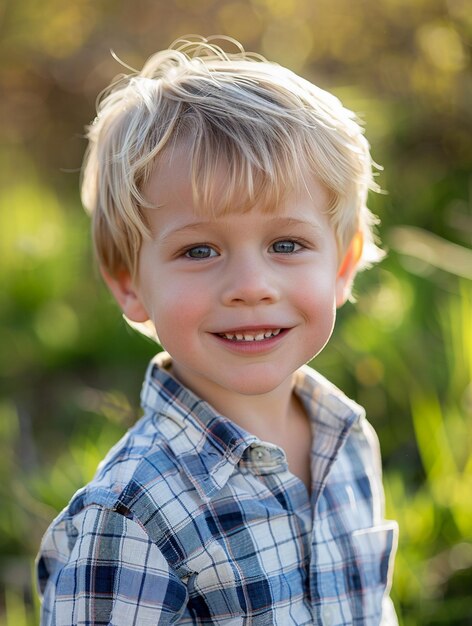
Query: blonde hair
81 35 383 281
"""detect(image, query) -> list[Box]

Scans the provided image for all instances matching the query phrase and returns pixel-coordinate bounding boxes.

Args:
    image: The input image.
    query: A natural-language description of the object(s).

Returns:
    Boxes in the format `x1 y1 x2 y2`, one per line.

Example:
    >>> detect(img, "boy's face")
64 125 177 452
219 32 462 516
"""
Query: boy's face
108 144 357 404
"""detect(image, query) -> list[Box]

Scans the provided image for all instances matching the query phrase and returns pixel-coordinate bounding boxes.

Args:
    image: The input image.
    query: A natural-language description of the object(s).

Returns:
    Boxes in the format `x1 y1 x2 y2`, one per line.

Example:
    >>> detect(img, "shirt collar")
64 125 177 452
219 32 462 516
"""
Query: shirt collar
140 352 364 501
294 364 365 433
140 352 259 501
294 364 365 505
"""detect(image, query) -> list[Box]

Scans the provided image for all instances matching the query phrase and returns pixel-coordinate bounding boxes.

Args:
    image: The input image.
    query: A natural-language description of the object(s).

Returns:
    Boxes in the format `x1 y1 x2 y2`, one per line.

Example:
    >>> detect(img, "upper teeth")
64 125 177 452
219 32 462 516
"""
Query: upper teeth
219 329 282 341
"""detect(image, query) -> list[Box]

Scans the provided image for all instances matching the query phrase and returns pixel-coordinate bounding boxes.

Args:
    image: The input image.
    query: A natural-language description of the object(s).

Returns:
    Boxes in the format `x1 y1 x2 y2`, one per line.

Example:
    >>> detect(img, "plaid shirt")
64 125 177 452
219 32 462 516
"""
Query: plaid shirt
37 352 398 625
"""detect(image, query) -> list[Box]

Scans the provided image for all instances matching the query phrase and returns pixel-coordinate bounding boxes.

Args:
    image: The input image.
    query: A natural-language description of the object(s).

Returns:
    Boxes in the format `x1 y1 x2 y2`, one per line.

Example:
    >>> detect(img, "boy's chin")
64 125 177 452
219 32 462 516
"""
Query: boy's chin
219 367 299 397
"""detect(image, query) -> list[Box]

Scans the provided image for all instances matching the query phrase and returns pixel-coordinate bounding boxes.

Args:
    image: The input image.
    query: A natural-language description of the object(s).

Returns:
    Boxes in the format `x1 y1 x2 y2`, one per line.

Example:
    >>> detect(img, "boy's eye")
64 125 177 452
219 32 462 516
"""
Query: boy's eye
270 240 302 254
185 245 218 259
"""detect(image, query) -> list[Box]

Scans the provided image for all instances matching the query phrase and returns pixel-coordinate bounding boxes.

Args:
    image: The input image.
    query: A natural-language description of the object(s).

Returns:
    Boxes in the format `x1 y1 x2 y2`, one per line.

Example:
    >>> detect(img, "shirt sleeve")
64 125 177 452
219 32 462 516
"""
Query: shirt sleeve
37 504 188 626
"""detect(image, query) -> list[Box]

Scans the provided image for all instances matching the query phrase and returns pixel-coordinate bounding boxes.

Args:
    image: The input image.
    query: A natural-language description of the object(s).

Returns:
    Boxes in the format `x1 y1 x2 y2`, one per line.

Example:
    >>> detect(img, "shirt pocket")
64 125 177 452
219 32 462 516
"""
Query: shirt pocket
350 522 398 623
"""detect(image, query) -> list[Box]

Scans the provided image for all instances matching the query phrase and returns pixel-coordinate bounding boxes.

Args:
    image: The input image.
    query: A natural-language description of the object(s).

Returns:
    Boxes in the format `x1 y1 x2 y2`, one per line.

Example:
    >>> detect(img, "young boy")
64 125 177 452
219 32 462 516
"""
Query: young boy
37 36 398 625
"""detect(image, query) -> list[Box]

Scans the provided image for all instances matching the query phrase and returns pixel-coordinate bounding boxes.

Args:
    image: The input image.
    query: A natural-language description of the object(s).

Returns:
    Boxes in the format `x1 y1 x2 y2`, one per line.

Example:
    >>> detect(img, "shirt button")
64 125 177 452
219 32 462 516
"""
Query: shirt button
251 447 267 462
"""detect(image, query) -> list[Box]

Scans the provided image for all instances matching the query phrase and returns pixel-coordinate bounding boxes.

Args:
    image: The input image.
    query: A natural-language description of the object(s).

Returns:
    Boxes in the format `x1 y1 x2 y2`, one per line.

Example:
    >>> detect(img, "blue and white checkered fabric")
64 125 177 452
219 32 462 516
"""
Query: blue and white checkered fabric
37 352 398 625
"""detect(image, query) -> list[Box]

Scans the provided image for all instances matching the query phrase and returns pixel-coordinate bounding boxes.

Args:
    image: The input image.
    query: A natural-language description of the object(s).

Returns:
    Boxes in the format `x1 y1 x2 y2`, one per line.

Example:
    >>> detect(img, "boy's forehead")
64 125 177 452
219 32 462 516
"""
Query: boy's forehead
142 171 332 246
143 140 232 215
143 142 192 204
142 140 327 220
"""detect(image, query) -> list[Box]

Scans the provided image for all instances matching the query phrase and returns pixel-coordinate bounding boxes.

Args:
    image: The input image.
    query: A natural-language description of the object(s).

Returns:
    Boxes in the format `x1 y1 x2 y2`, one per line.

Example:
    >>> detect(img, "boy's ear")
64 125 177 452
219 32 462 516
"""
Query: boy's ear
335 231 363 307
101 267 150 323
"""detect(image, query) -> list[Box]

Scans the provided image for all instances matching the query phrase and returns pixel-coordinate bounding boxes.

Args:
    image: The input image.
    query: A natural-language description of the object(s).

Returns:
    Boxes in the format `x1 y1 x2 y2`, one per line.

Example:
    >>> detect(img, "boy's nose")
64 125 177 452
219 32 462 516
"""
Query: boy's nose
220 258 280 306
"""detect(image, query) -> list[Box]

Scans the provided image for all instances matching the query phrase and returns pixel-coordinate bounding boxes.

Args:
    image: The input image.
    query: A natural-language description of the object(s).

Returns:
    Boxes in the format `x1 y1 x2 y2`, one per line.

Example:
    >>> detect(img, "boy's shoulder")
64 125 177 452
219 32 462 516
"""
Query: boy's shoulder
54 355 366 514
39 353 390 593
50 352 254 527
66 354 369 517
59 355 375 522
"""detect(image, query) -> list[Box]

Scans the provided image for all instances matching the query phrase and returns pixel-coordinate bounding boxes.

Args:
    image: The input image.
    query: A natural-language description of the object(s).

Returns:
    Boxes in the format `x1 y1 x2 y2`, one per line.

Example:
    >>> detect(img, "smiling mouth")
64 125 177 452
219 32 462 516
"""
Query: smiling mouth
216 329 283 342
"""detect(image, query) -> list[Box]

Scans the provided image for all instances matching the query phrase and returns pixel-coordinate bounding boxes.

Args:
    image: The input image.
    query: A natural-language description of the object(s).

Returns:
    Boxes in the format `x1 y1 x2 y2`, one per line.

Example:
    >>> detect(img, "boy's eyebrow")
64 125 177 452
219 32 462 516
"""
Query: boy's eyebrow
158 220 220 243
158 217 326 242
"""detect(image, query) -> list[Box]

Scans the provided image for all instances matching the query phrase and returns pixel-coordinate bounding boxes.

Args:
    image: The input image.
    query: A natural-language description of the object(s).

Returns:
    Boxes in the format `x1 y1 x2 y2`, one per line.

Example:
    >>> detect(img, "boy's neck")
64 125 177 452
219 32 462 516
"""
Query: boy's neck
170 362 301 441
170 361 313 492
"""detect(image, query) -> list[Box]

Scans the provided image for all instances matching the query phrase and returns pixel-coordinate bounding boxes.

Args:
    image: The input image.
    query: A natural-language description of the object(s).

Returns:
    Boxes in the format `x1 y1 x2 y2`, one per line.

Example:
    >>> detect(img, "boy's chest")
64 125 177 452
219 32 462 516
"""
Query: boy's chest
142 446 395 625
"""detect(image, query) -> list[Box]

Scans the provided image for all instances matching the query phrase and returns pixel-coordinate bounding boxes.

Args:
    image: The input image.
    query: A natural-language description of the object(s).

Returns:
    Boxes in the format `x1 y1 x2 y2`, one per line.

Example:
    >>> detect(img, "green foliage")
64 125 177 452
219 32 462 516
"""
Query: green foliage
0 0 471 623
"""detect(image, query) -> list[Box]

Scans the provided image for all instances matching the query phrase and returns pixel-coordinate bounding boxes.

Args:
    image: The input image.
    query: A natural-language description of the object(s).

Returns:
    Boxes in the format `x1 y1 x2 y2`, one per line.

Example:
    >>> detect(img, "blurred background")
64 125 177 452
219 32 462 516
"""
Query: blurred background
1 0 471 624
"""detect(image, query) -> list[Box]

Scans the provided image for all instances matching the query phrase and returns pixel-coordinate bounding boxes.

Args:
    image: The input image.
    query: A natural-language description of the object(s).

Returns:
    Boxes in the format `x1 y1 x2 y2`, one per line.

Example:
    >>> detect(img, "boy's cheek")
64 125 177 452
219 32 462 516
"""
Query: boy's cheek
150 284 207 336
